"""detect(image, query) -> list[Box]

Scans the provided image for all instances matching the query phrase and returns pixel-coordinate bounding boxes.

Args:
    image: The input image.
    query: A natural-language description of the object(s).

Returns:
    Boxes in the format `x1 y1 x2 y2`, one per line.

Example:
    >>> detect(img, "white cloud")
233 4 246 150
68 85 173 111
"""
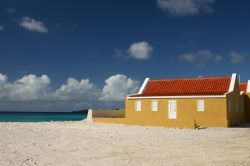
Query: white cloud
0 74 8 83
10 75 50 101
0 74 50 101
0 73 139 103
19 17 48 33
0 25 4 31
157 0 215 16
0 74 9 99
0 74 140 111
229 51 245 64
100 74 140 101
178 53 195 62
178 49 223 67
214 54 223 61
128 41 153 60
54 78 100 101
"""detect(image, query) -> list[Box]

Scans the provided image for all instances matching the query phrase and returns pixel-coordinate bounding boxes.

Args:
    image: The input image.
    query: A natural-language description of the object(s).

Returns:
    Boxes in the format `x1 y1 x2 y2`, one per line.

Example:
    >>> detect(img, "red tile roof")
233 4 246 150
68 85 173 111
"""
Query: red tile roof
131 76 232 97
240 83 247 93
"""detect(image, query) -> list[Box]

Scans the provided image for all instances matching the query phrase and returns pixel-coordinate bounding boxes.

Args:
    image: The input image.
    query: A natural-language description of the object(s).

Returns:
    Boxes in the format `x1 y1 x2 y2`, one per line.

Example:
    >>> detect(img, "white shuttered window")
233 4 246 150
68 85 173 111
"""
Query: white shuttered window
135 100 141 112
151 100 158 112
197 100 205 112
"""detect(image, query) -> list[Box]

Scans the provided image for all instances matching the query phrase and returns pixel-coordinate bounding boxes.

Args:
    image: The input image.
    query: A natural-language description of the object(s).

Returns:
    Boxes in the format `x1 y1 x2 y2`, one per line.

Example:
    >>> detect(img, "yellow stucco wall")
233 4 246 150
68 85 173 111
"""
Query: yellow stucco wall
226 81 245 125
245 93 250 122
125 97 228 128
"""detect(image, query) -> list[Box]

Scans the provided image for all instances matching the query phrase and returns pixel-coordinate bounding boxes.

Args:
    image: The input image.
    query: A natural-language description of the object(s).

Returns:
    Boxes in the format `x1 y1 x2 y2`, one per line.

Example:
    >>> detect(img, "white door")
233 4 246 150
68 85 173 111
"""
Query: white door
168 100 177 119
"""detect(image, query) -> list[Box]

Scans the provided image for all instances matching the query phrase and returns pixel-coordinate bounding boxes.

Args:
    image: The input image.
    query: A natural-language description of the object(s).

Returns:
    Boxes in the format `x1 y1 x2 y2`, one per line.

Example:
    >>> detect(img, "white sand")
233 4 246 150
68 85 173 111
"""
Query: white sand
0 121 250 166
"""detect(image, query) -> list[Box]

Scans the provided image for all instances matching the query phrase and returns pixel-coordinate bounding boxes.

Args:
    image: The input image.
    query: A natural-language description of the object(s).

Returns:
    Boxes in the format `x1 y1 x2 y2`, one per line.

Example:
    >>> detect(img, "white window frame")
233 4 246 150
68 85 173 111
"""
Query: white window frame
168 100 177 119
135 100 141 112
197 100 205 112
151 100 158 112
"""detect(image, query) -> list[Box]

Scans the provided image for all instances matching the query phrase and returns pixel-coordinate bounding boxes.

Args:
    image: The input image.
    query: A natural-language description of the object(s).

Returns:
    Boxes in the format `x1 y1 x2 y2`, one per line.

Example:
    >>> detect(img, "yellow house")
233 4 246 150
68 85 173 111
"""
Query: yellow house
93 73 248 128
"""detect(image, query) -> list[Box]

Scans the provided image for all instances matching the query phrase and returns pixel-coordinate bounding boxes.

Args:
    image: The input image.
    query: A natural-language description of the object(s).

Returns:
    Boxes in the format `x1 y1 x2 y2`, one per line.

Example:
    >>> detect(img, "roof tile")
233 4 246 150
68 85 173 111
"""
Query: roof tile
240 83 247 93
131 76 231 97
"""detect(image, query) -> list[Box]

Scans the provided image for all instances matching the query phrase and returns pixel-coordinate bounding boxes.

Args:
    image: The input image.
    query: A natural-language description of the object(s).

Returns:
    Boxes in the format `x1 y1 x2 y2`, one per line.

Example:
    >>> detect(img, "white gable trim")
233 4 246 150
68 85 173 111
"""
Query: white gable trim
138 78 149 94
228 73 237 93
247 80 250 93
127 95 226 99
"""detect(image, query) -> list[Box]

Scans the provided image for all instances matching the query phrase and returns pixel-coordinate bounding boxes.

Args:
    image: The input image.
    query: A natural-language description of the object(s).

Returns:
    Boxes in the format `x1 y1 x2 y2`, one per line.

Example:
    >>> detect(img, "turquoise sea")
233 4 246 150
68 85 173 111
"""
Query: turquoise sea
0 112 87 122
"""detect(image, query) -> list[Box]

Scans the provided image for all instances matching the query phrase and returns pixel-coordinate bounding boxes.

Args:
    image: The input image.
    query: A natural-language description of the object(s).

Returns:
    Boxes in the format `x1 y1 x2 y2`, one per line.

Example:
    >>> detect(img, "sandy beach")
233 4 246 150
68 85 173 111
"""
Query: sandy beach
0 121 250 166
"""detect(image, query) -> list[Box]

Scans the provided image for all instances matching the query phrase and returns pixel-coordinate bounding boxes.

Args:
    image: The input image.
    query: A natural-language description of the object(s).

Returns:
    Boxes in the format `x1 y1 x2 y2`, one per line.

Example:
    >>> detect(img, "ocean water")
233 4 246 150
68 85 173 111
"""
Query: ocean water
0 112 87 122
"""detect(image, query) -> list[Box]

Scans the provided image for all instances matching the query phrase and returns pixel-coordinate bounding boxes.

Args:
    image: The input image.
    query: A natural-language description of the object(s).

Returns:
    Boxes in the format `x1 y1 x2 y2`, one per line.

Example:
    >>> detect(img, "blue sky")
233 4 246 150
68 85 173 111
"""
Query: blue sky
0 0 249 111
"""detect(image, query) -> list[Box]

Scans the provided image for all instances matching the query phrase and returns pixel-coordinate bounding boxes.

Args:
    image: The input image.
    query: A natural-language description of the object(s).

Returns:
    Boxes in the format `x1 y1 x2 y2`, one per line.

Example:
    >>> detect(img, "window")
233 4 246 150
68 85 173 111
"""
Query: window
151 100 158 112
197 100 205 112
135 100 141 112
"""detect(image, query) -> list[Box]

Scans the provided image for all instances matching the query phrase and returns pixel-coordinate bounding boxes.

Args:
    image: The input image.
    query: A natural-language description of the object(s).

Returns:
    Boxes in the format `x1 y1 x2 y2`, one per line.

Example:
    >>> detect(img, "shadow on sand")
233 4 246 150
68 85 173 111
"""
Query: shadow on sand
233 123 250 128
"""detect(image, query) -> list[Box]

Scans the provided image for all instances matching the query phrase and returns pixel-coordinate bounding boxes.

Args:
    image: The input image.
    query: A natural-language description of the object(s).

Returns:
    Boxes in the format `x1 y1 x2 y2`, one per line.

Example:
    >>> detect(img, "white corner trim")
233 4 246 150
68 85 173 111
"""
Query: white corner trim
127 95 226 99
87 109 93 122
228 73 237 93
247 80 250 93
138 78 149 94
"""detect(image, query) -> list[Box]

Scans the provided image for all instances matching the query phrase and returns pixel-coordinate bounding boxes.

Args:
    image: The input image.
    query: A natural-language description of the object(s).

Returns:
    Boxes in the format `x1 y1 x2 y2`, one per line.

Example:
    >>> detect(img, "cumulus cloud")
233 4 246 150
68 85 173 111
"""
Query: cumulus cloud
229 51 245 64
0 73 140 111
0 74 7 82
178 49 223 67
0 74 9 99
0 74 50 101
0 25 4 31
19 17 48 33
10 75 51 101
157 0 215 16
54 78 100 101
0 73 139 103
100 74 140 101
127 41 153 60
